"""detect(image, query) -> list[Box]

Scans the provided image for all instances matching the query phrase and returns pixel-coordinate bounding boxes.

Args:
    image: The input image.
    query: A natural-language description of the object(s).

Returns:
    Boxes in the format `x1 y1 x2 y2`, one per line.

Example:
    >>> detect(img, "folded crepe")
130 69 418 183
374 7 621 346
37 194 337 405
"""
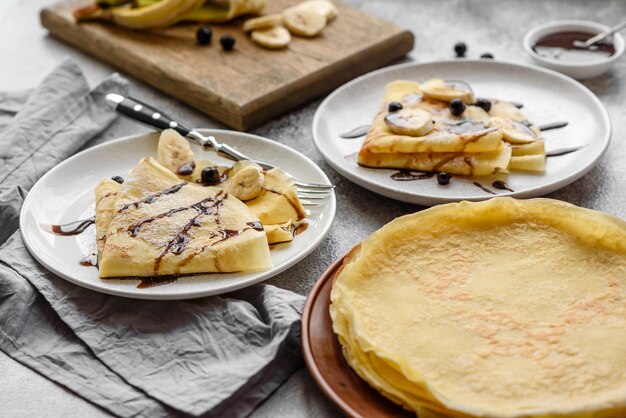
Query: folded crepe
358 147 512 176
157 129 307 245
358 79 545 174
96 157 272 278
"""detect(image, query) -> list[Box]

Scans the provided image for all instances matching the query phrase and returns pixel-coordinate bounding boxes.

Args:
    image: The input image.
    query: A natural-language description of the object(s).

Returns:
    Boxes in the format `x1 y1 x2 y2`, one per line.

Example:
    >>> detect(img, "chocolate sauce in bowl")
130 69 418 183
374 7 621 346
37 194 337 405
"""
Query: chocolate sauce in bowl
533 31 615 62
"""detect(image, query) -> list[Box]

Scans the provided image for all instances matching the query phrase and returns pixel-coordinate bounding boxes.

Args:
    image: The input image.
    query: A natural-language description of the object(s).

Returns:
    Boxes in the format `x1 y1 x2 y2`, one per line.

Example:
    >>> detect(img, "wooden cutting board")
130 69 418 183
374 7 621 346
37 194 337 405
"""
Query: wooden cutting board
41 0 414 130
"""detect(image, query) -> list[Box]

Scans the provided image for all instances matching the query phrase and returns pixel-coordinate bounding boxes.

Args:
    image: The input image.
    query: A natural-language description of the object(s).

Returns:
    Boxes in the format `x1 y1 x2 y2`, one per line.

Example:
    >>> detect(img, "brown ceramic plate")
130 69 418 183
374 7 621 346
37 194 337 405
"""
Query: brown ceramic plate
301 253 413 418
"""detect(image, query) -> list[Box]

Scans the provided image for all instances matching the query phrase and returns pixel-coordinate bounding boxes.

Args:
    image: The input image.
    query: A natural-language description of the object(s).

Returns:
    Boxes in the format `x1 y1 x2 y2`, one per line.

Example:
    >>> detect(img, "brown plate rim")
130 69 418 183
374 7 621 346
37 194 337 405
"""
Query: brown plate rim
301 253 360 417
301 250 413 418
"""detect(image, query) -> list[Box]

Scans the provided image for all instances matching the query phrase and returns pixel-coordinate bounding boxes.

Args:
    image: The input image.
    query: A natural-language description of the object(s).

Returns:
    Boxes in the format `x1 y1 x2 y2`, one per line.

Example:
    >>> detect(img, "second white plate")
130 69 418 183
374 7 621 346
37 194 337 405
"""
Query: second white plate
20 130 336 300
313 60 611 205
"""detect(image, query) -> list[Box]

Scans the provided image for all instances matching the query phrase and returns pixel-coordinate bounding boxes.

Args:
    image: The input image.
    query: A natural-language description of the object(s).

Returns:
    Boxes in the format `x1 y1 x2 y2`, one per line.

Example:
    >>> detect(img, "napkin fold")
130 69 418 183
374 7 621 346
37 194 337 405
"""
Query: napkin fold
0 59 305 418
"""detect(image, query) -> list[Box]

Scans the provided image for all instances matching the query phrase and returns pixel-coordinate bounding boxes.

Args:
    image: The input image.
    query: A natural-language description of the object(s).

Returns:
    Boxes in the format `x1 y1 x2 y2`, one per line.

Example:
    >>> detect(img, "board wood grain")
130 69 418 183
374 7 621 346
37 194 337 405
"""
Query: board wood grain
41 0 414 130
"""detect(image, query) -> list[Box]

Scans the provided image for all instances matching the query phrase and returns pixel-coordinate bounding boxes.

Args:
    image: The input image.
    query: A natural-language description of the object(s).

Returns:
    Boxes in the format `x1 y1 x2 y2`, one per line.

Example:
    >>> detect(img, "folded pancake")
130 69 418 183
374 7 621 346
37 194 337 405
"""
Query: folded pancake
156 129 307 244
358 79 550 174
359 80 503 157
244 167 307 225
358 145 511 176
331 198 626 418
361 110 504 155
98 157 272 278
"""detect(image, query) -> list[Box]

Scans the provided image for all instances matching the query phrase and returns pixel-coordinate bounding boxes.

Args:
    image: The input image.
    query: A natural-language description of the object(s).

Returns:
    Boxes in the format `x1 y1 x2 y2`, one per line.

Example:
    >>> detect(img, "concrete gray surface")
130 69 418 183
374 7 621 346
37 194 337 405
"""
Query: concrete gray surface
1 0 625 416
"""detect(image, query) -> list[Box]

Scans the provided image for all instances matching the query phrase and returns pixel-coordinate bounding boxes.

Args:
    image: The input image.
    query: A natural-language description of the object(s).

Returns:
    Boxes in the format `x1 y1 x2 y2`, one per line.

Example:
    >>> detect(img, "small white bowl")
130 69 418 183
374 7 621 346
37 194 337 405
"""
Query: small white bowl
524 20 625 79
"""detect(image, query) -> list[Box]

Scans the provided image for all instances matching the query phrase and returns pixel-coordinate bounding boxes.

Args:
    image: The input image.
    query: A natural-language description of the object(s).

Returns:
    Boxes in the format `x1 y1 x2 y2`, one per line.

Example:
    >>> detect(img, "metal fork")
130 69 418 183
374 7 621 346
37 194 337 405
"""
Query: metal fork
105 94 333 206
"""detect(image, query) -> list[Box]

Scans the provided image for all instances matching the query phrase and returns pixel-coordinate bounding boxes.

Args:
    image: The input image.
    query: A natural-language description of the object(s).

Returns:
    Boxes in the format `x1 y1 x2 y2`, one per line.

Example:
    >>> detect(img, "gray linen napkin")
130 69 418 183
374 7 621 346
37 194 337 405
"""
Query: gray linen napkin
0 59 306 418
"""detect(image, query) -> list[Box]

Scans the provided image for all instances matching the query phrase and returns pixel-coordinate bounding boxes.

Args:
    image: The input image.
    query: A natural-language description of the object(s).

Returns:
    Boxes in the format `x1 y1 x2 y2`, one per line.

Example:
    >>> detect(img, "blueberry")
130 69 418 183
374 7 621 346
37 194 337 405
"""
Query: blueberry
480 53 494 59
111 176 124 184
437 172 452 186
474 98 492 112
220 34 235 51
388 101 403 112
454 42 467 57
449 99 466 116
196 26 212 45
201 167 221 185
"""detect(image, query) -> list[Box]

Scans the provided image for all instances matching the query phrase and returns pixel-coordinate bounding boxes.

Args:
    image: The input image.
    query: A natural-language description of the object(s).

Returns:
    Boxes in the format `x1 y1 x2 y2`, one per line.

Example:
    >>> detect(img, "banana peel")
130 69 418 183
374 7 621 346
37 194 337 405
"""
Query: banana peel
74 0 207 29
97 0 132 6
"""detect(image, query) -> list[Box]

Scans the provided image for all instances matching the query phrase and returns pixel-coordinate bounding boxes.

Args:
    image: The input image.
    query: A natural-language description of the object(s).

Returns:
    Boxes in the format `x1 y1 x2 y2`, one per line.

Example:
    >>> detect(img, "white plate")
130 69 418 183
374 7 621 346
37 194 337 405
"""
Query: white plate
312 60 611 205
20 130 336 300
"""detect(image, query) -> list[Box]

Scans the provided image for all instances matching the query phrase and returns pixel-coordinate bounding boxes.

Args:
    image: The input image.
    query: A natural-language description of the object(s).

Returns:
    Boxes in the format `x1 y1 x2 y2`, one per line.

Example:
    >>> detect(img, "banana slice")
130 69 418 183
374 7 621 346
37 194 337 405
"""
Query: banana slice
156 129 196 175
226 161 265 201
297 0 339 20
421 78 475 104
489 100 525 121
243 13 283 31
283 6 327 37
251 26 291 49
489 117 539 144
385 108 434 137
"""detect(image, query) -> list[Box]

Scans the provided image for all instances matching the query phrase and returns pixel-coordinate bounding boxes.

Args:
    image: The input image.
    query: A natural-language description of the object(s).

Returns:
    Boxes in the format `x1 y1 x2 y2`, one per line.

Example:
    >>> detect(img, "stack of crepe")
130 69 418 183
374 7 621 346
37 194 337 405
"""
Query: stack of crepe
95 129 307 279
358 79 546 175
331 198 626 417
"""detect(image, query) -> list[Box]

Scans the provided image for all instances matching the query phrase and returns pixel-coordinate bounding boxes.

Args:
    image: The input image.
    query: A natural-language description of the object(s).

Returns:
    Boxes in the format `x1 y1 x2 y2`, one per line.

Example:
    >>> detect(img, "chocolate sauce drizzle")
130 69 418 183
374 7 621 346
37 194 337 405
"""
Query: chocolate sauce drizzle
446 120 487 134
390 170 435 181
137 275 180 289
79 253 98 267
118 182 187 213
150 193 266 276
153 191 226 274
339 124 371 139
539 121 569 131
127 205 192 237
492 180 514 192
48 217 95 236
473 182 496 195
211 221 262 245
546 146 585 157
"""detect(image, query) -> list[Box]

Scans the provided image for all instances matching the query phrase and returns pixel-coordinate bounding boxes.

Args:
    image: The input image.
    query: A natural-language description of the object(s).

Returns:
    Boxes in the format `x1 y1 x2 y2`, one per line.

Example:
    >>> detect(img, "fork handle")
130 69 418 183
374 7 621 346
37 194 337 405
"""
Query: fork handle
106 93 275 171
105 93 192 137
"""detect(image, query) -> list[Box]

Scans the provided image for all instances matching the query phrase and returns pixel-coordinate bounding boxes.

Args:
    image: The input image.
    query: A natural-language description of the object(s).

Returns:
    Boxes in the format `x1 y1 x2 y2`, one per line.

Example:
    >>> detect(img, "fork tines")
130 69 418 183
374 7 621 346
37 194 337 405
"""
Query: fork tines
295 181 335 190
297 184 332 207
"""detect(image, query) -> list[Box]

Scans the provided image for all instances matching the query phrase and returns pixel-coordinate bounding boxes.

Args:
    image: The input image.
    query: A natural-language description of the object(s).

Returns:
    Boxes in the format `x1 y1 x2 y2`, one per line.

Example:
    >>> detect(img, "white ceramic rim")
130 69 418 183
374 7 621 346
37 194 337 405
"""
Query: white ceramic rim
523 19 626 67
312 59 612 205
19 129 337 300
